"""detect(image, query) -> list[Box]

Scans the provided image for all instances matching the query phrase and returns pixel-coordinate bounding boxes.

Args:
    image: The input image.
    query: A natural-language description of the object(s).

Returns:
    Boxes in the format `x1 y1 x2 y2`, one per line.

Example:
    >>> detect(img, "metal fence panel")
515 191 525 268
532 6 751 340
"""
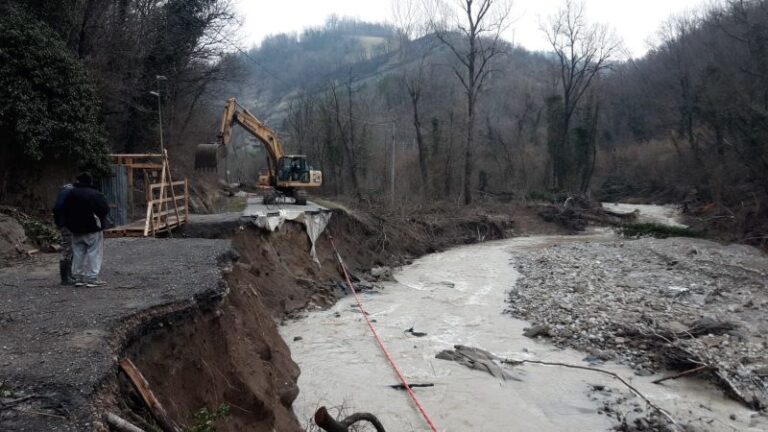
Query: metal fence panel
100 164 128 226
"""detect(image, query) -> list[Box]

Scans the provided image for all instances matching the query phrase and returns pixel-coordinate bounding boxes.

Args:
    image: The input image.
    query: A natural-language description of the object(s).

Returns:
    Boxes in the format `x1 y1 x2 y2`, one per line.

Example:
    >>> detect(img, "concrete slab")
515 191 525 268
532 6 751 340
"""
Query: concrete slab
242 196 328 218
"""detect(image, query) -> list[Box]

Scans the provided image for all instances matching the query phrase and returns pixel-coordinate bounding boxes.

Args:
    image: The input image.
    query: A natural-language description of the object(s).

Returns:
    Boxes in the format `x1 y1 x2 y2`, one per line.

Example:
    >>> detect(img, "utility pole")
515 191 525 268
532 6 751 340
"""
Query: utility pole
149 75 168 152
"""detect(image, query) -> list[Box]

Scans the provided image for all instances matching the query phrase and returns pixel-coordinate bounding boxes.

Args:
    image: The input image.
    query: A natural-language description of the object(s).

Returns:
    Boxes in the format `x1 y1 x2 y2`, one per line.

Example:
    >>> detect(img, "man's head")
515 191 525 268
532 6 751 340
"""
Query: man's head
76 172 93 185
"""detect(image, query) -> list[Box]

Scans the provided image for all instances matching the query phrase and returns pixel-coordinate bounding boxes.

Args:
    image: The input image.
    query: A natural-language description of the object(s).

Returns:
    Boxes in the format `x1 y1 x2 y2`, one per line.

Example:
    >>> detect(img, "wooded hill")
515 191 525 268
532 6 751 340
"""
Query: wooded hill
0 0 765 247
228 3 767 247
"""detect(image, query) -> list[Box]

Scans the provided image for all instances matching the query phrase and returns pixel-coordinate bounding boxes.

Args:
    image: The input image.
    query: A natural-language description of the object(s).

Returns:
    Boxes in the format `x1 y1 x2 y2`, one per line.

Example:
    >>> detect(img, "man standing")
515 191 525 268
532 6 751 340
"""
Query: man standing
62 172 109 287
53 181 74 285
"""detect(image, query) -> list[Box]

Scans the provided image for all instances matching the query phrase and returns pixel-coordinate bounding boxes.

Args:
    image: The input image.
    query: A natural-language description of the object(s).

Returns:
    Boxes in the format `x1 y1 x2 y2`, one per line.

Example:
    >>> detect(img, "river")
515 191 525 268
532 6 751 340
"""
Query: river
281 206 762 431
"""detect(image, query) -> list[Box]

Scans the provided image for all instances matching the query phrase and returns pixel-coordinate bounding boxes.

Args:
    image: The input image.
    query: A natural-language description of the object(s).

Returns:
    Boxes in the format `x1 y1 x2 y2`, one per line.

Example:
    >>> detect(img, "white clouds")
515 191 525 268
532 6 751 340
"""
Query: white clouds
234 0 708 57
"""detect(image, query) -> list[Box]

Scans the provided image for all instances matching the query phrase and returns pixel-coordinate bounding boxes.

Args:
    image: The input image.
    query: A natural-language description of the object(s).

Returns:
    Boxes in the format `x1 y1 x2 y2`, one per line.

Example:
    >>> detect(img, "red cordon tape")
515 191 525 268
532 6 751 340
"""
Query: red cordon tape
329 236 440 432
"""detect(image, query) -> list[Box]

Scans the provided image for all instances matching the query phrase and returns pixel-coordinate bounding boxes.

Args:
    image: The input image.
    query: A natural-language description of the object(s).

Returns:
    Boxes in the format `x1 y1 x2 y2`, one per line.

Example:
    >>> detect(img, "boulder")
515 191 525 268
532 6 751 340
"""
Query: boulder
0 214 27 257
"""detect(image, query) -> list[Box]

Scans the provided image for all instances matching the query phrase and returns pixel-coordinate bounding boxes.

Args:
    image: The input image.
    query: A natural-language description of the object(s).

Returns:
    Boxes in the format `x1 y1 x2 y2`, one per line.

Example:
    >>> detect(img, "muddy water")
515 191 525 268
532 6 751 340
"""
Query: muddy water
282 215 759 431
601 202 688 228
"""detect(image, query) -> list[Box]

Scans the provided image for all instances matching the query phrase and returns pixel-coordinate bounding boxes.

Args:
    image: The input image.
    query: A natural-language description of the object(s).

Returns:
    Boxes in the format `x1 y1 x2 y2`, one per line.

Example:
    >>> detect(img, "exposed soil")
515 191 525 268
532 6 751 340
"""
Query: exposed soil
119 204 519 432
507 236 768 412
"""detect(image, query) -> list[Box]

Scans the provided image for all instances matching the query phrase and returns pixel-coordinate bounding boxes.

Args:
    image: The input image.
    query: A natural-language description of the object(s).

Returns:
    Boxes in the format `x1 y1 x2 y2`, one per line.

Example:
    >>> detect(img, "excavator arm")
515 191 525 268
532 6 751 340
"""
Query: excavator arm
196 98 284 178
194 97 322 204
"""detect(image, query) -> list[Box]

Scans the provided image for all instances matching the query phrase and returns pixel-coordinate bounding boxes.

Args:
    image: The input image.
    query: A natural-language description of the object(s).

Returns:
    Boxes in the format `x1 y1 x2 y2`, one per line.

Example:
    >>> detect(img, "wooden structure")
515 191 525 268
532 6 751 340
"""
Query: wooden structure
119 358 183 432
104 151 189 237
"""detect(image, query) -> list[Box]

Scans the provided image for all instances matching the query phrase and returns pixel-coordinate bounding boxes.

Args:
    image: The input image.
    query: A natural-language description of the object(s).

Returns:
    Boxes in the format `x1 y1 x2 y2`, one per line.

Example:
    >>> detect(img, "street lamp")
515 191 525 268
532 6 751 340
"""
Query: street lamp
149 75 168 152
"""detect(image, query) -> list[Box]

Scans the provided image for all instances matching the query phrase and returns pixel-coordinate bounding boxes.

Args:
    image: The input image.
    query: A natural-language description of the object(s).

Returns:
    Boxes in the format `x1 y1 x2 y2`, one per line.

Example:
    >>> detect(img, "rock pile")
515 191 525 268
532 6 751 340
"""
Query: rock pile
507 237 768 409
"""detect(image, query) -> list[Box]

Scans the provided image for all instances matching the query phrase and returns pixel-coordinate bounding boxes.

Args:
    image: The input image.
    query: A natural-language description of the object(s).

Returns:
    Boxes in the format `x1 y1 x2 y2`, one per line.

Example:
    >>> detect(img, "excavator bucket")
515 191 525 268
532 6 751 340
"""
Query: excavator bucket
194 143 220 170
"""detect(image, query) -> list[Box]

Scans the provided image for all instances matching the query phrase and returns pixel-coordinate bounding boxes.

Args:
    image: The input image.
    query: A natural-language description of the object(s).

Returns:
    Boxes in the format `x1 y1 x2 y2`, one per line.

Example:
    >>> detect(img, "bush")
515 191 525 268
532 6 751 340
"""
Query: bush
619 223 702 239
188 404 230 432
0 206 60 246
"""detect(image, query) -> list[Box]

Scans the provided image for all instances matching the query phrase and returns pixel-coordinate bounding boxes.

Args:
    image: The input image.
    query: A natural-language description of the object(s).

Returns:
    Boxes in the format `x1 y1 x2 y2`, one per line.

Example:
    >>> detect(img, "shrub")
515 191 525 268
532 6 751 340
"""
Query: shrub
188 404 230 432
0 7 108 172
619 223 702 239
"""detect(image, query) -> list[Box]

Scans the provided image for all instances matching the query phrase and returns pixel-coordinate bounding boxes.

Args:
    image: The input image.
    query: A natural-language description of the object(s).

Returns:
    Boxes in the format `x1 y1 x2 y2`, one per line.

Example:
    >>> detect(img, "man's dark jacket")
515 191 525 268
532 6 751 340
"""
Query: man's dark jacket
62 182 109 234
53 184 73 228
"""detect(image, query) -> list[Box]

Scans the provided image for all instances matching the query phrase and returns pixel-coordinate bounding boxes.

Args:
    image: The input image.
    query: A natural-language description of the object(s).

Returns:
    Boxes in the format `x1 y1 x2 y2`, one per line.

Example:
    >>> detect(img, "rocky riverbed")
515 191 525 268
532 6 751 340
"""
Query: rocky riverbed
508 236 768 412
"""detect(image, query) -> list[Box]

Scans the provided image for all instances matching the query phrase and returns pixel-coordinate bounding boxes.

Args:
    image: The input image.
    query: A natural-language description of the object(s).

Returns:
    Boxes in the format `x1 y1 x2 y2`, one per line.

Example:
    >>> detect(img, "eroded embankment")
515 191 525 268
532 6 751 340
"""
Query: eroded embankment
0 238 230 431
114 206 516 431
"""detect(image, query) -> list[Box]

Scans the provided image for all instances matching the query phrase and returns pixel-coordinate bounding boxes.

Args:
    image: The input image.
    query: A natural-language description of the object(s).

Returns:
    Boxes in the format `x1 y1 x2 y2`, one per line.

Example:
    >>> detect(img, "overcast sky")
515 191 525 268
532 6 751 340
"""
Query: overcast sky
234 0 710 58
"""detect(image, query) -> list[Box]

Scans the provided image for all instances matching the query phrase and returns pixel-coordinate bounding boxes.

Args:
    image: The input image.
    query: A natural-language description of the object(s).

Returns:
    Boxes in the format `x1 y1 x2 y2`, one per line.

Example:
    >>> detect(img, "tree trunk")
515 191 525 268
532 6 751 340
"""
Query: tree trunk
580 103 600 193
464 92 476 205
410 91 429 194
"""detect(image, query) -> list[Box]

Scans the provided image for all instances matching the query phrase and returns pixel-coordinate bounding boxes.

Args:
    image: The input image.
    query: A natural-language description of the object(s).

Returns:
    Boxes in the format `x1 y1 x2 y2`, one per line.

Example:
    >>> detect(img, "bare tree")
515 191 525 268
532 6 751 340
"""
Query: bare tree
392 0 433 194
543 0 620 191
430 0 512 205
392 0 423 49
328 77 363 198
405 61 431 191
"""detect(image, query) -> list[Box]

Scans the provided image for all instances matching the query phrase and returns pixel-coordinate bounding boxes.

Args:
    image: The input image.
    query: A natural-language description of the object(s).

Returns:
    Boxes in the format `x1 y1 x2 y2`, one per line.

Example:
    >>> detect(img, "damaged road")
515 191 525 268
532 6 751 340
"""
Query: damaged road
1 201 518 432
0 238 231 431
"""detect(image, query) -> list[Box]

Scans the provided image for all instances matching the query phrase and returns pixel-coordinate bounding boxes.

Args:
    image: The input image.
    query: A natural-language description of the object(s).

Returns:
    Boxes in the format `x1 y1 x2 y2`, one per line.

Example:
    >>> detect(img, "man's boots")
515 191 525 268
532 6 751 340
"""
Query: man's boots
59 259 75 285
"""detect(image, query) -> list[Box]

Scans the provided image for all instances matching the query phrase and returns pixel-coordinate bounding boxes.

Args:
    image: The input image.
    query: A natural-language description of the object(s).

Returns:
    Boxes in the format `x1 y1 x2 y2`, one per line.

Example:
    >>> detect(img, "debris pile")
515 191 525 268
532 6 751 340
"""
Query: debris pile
507 237 768 409
537 195 638 231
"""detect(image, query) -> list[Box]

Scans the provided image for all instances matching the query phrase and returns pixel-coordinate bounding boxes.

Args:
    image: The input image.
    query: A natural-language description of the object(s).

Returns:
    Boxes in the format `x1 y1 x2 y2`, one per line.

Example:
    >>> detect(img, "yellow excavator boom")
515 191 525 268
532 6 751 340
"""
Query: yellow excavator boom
194 98 322 204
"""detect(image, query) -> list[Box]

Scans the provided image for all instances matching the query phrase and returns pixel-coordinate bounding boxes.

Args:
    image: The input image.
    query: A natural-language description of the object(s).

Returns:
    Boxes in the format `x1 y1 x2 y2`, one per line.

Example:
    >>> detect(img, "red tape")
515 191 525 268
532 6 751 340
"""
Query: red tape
329 237 440 432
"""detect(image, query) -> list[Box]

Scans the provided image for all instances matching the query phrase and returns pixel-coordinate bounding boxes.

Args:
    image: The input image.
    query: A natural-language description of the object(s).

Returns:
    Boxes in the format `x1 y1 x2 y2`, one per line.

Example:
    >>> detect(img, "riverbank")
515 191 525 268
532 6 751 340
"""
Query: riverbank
283 212 768 431
0 202 523 431
508 236 768 410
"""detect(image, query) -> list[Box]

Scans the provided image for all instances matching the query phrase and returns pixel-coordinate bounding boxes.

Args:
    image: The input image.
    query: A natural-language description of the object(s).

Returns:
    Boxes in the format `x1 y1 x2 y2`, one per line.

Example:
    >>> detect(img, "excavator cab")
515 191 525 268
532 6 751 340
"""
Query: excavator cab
277 156 310 183
274 155 322 205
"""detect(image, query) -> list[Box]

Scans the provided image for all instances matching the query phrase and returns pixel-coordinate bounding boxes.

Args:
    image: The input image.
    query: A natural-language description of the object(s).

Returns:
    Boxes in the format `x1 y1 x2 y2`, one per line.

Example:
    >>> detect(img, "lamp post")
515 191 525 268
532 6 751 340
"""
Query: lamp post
149 75 168 153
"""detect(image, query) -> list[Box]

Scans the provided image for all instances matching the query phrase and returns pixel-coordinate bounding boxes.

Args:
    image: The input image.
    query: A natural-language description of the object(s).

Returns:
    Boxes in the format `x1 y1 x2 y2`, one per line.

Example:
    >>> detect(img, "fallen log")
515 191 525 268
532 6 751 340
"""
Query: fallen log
314 406 386 432
119 359 182 432
103 412 146 432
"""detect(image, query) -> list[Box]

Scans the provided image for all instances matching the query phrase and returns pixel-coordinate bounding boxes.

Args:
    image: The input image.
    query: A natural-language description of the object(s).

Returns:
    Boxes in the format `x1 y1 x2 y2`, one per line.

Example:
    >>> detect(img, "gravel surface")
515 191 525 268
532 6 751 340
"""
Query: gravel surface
0 237 231 431
507 237 768 411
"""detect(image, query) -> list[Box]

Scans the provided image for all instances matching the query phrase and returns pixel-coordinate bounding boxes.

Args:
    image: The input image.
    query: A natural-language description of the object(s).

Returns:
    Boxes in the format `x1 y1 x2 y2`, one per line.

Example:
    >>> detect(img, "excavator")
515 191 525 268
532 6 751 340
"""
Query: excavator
194 97 322 205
